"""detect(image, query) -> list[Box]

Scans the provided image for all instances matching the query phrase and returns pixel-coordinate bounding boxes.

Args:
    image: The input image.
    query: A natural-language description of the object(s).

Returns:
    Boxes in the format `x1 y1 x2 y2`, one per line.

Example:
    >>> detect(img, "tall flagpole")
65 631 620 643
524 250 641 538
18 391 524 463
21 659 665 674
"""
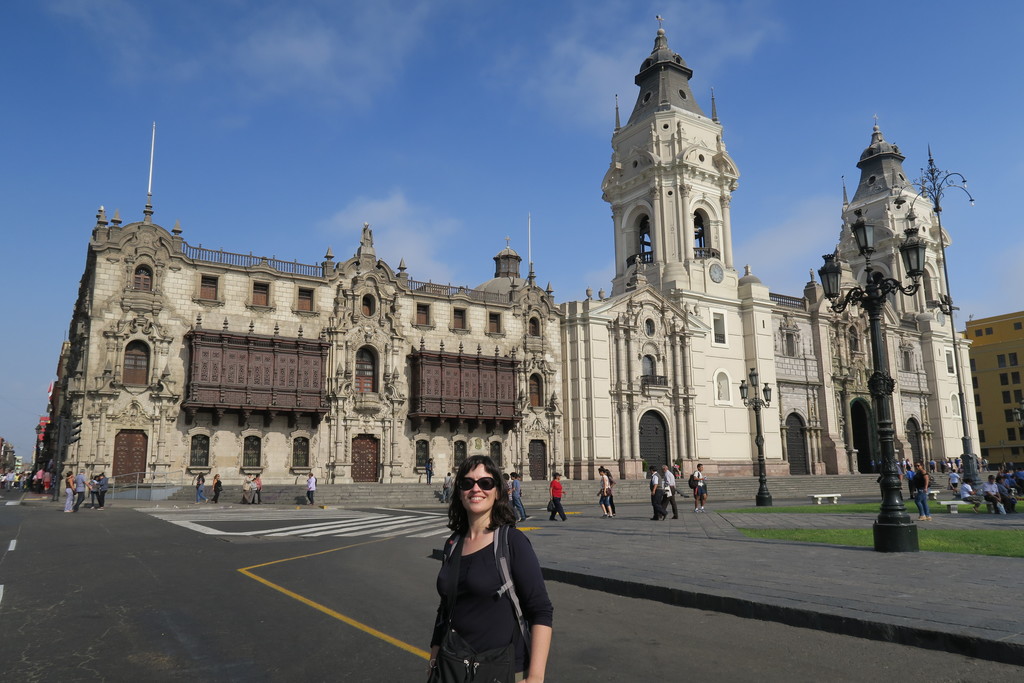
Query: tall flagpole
144 122 156 221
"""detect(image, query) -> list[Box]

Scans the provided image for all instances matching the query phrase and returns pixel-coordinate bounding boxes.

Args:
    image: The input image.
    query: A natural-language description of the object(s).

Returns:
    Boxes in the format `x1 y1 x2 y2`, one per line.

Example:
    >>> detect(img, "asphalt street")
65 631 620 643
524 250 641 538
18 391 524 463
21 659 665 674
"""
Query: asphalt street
0 498 1021 682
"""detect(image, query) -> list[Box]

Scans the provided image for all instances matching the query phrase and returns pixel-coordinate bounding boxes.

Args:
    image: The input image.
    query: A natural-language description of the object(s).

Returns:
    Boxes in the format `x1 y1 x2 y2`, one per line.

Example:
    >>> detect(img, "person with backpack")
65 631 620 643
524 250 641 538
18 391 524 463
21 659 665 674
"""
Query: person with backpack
690 463 708 512
429 455 552 682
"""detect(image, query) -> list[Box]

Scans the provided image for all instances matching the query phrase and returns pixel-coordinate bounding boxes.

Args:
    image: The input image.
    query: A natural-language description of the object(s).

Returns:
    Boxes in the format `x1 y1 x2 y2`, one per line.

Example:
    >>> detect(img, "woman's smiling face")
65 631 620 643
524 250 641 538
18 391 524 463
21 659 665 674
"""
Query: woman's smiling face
460 464 497 516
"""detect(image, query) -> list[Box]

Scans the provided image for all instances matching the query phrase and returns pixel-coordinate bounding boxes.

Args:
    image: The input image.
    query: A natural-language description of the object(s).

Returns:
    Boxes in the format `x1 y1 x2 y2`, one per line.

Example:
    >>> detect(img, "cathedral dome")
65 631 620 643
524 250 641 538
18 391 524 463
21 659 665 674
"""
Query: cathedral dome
738 264 762 285
859 124 901 162
478 244 524 293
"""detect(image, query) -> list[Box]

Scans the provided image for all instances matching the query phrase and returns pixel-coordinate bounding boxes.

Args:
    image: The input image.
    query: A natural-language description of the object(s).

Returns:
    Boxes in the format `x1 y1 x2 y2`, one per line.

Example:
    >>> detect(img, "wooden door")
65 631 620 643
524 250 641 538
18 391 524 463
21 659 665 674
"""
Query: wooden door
351 435 379 482
113 430 148 482
638 411 668 469
528 440 547 480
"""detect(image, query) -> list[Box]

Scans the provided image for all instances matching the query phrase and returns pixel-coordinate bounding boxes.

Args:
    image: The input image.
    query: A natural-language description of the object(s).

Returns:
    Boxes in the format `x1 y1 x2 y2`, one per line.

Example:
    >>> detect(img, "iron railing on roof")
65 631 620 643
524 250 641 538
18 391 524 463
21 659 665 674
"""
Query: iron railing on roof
769 292 805 309
407 279 508 305
180 242 324 277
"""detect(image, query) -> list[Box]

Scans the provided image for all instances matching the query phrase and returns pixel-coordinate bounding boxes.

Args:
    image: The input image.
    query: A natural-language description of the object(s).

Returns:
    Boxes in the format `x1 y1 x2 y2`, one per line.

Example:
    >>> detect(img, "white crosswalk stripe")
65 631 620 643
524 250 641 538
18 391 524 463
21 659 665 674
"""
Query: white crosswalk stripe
144 508 449 539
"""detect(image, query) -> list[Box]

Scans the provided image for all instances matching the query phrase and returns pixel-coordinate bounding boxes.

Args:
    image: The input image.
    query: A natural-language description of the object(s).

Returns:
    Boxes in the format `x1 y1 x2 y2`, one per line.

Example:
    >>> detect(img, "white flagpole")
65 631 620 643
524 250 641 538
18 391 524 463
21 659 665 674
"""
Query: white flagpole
147 122 156 196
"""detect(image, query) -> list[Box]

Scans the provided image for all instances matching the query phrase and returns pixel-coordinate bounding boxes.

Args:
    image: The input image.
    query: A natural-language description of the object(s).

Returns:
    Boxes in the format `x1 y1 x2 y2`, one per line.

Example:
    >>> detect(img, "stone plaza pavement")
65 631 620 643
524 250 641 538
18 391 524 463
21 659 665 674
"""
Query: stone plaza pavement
520 500 1024 667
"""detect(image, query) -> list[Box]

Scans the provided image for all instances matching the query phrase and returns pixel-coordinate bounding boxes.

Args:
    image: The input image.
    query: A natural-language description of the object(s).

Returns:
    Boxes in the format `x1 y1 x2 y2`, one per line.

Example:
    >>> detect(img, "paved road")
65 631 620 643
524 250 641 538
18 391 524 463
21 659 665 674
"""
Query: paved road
2 495 1022 681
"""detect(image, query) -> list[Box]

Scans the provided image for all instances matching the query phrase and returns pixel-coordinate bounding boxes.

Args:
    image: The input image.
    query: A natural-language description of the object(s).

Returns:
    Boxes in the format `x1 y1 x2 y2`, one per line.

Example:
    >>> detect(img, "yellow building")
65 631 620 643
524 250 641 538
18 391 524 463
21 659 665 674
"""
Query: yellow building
967 311 1024 466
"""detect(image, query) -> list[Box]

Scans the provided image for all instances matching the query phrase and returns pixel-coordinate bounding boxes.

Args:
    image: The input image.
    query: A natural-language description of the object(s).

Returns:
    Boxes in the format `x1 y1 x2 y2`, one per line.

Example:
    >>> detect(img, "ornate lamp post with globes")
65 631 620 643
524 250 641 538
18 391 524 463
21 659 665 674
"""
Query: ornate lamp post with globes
892 150 978 482
739 367 773 506
818 210 928 552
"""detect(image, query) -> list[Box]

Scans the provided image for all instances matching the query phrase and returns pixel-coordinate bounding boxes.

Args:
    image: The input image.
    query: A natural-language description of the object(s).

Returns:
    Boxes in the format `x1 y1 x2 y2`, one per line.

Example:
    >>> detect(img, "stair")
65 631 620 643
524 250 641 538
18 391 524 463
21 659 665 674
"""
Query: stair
170 472 949 508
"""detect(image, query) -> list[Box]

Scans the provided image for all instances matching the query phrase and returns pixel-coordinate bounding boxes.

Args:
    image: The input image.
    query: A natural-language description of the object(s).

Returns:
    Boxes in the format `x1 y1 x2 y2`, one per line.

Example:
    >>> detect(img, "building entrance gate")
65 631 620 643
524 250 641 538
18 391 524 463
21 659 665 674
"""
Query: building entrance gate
351 435 379 482
638 411 668 469
113 430 148 483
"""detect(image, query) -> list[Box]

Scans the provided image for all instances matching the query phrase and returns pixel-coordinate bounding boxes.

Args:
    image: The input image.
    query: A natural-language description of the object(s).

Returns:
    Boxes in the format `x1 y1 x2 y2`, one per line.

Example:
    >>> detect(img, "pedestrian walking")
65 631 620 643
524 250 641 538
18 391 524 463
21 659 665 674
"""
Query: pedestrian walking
511 472 528 521
63 471 75 512
598 468 614 518
548 472 566 521
95 472 108 510
441 472 453 503
253 474 263 504
649 465 666 520
241 475 255 504
212 474 223 503
691 463 707 511
195 472 208 503
660 464 678 518
603 467 617 516
425 458 434 485
912 462 932 521
306 472 317 505
72 470 88 512
428 455 553 682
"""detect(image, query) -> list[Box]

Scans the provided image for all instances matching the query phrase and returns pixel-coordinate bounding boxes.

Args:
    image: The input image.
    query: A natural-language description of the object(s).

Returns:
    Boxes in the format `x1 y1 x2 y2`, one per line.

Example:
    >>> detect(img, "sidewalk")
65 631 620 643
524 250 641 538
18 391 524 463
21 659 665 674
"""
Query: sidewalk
521 501 1024 667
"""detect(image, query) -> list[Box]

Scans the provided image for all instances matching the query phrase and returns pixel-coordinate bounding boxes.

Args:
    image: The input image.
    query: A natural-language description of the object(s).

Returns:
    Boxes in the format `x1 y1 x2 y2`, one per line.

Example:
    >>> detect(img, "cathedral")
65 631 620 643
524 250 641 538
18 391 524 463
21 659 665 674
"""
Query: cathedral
45 27 977 484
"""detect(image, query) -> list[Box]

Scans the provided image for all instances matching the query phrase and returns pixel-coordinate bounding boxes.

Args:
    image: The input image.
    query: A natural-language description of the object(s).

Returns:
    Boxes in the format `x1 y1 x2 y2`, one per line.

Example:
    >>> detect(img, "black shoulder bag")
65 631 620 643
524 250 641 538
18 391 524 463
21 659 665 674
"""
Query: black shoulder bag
429 527 527 683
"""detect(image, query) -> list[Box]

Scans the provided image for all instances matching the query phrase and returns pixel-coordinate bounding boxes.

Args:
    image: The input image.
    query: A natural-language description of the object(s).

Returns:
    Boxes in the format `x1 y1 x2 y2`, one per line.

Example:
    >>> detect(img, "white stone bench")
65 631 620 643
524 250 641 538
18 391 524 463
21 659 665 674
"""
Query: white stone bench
809 494 841 505
935 500 974 514
927 489 940 501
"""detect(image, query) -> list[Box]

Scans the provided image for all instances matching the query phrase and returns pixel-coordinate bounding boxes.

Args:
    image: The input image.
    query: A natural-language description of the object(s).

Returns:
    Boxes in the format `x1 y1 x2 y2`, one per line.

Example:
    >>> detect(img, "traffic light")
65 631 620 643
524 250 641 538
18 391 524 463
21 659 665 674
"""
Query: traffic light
67 420 83 445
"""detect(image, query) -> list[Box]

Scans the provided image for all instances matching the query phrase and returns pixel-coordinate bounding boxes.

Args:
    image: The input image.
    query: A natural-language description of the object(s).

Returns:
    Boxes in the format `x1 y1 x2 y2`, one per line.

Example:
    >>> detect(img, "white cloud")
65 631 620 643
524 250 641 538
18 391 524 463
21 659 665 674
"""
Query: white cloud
319 190 461 284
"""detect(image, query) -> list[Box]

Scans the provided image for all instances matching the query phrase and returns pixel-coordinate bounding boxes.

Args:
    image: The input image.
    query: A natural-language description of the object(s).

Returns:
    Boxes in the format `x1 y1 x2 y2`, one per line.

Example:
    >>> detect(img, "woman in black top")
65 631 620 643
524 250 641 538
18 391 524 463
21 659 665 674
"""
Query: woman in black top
429 455 553 681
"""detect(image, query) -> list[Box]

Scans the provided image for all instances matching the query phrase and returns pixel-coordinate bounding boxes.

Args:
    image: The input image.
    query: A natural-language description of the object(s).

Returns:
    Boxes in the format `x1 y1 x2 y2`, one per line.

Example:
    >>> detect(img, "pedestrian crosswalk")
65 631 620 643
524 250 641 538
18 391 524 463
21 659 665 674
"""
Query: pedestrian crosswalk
145 508 452 540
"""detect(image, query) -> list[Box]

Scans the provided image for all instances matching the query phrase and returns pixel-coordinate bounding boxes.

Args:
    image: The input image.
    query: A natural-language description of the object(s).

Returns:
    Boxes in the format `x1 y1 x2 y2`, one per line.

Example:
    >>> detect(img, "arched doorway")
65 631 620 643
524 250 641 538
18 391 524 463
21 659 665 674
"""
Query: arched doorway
351 435 379 482
639 411 669 469
906 418 923 465
786 413 809 475
528 440 547 480
851 399 876 473
113 430 148 483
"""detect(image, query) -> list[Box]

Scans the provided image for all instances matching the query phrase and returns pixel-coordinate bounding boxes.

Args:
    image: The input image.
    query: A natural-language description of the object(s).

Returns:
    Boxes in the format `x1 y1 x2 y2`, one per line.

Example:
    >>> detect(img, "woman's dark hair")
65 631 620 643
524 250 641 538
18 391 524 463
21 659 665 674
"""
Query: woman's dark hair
447 454 517 533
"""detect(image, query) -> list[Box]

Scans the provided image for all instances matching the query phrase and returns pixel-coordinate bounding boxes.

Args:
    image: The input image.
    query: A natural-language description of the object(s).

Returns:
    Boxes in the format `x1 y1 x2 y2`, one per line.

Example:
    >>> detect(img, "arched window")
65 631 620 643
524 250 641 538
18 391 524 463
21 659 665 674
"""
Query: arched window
189 435 209 467
785 333 797 357
529 374 543 407
642 355 656 376
292 437 310 468
951 394 961 417
133 265 153 291
454 441 467 469
415 439 429 468
361 295 376 317
693 211 706 249
638 215 652 256
528 317 541 337
243 435 261 468
490 441 502 467
355 348 377 393
123 341 150 385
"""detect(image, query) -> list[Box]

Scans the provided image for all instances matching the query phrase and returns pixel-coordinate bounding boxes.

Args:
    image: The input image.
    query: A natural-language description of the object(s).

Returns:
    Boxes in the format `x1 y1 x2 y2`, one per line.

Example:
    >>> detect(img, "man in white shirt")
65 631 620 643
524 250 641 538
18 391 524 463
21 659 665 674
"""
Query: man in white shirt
649 466 666 520
959 478 984 512
660 464 678 519
982 475 1006 514
948 470 960 491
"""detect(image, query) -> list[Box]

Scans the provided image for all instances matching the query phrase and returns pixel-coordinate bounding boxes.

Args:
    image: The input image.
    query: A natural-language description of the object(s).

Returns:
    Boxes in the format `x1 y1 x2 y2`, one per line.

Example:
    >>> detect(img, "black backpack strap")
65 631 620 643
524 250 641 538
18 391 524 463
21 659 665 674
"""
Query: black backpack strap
442 533 462 627
493 525 531 655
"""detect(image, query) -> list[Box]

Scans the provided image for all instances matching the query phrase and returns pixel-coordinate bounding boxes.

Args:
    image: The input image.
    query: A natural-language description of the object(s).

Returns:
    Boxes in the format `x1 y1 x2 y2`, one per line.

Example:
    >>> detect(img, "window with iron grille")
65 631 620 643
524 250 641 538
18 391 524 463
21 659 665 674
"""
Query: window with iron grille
528 317 540 337
292 437 310 468
190 435 210 467
415 439 429 468
243 435 261 468
454 441 467 468
490 441 502 467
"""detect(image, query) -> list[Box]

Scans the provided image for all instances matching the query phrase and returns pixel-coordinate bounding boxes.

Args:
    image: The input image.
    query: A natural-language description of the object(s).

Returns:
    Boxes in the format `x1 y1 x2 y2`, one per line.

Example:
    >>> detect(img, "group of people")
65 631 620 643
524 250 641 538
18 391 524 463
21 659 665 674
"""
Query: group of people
959 474 1019 514
649 463 707 520
62 470 108 512
1 469 27 490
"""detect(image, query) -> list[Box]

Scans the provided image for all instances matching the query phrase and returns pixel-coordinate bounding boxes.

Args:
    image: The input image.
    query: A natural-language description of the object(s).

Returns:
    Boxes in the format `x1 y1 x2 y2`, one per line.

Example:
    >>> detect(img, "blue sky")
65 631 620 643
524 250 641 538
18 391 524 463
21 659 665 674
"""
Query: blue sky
2 0 1021 460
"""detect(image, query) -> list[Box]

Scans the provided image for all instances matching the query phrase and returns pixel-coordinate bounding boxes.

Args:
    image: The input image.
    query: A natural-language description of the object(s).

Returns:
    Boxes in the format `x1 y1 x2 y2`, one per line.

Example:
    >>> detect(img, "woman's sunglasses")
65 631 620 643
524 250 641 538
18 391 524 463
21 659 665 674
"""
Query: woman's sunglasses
458 476 497 491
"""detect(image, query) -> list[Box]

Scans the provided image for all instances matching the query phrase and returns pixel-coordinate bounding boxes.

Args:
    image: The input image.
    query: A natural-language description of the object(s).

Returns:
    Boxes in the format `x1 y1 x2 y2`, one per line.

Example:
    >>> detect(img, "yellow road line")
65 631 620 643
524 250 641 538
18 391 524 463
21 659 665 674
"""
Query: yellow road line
237 538 430 660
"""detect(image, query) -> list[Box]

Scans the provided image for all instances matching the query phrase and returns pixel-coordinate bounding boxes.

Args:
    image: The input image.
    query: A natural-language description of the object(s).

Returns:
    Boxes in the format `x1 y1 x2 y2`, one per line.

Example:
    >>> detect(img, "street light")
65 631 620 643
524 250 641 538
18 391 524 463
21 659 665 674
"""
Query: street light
893 149 977 481
739 367 773 506
819 210 927 553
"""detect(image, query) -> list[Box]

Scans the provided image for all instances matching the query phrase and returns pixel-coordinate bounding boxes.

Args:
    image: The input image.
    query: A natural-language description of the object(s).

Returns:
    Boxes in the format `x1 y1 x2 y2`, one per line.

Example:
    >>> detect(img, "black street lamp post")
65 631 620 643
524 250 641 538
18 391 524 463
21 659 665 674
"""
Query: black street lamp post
893 150 978 482
819 211 928 553
740 367 773 506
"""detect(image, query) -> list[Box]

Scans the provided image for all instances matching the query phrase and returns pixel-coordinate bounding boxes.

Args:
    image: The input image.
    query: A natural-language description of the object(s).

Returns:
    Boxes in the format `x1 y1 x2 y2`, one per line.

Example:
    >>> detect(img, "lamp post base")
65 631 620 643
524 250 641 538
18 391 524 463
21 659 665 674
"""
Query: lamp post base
872 521 919 553
755 489 773 507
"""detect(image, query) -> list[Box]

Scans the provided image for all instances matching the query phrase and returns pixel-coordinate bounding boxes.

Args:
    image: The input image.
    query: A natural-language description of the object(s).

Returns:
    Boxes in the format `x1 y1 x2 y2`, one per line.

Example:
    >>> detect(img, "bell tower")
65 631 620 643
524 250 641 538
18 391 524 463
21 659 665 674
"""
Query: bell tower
603 26 740 297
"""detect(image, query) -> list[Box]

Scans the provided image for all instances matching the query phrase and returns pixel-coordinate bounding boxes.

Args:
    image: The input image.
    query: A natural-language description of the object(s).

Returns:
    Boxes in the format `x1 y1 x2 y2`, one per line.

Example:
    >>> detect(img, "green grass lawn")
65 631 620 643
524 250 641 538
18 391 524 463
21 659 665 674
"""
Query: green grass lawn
719 503 881 514
737 528 1024 558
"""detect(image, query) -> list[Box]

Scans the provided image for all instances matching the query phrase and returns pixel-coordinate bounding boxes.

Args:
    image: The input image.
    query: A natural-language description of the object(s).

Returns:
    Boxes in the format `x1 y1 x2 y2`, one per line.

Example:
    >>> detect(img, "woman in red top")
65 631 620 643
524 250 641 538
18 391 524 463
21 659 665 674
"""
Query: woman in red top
548 472 566 521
